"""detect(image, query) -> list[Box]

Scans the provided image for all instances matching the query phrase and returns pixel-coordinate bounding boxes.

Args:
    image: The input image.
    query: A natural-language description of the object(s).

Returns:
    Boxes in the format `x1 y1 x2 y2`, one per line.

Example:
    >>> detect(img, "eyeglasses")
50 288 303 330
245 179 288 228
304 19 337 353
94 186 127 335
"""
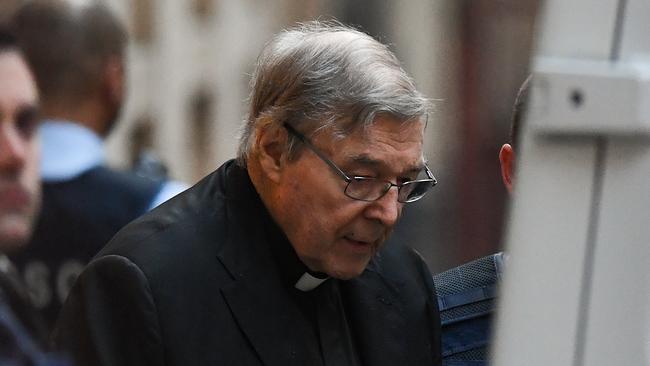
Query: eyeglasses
284 123 437 203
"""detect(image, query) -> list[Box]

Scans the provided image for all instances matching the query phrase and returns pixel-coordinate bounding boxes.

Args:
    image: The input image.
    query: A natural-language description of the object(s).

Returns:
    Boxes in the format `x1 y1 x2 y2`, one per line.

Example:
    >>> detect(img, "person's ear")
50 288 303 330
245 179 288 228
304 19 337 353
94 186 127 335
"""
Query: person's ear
499 143 515 194
255 124 287 183
103 56 124 107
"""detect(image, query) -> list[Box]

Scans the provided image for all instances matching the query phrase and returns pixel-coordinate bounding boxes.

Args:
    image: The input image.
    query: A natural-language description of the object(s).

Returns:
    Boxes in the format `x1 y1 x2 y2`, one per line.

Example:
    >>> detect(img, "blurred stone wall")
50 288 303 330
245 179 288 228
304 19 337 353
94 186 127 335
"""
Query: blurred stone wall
4 0 538 272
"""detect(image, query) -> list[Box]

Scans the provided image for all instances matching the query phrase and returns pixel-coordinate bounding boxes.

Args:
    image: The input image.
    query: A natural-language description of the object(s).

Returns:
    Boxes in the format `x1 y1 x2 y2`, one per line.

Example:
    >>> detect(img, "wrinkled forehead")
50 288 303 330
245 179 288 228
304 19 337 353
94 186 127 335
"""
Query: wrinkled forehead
329 114 426 142
323 116 427 173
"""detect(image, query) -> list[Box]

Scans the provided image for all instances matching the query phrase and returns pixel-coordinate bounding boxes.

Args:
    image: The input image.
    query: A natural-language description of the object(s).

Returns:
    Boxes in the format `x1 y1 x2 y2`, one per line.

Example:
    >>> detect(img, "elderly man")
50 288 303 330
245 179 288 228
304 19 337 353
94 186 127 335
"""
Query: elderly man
55 21 442 366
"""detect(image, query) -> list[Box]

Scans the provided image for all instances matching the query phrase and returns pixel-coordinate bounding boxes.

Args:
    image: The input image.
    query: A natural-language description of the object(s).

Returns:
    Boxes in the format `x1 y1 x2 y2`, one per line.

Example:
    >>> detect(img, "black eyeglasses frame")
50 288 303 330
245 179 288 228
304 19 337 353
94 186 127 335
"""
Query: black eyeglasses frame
283 123 437 203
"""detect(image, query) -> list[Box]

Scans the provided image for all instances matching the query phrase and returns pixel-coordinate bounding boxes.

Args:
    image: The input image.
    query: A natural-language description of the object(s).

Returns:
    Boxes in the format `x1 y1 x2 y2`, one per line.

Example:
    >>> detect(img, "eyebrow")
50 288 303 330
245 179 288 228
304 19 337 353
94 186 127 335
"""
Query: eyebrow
345 153 425 176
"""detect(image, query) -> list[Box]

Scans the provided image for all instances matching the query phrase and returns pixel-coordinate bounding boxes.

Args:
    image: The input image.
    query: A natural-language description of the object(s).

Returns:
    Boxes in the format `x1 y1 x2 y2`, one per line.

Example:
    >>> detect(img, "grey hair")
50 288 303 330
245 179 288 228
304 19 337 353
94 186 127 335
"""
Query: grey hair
236 20 430 166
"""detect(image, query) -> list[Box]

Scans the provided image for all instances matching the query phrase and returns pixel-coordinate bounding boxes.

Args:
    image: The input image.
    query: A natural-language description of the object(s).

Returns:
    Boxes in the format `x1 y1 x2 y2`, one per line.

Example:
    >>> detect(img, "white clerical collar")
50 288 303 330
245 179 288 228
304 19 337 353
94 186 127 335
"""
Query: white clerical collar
294 272 329 292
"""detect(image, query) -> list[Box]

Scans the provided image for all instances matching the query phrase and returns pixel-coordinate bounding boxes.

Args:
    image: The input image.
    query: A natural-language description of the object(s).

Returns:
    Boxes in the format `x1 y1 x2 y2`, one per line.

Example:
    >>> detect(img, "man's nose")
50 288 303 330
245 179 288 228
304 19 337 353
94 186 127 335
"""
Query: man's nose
364 187 402 227
0 123 27 173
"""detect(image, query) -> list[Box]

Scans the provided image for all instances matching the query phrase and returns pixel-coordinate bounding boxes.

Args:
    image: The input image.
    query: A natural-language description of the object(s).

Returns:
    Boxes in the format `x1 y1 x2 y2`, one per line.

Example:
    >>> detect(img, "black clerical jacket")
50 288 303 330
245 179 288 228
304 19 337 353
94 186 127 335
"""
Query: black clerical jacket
53 160 442 366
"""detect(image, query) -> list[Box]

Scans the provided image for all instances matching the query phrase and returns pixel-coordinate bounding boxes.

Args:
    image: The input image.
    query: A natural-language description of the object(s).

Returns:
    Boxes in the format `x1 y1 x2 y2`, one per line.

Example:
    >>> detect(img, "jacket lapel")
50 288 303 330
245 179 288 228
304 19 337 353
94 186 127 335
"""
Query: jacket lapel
342 262 410 366
220 274 322 366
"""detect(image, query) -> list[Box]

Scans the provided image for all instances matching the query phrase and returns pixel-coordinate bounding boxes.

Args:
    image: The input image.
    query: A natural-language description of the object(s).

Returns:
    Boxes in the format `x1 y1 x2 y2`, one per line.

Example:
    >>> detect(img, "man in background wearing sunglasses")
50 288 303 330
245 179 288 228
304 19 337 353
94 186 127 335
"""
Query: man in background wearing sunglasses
55 21 442 366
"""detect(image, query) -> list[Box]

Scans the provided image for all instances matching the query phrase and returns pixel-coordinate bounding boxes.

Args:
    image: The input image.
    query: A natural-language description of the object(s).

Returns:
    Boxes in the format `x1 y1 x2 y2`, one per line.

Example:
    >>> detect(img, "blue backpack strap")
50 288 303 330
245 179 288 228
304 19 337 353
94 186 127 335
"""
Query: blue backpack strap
438 284 497 312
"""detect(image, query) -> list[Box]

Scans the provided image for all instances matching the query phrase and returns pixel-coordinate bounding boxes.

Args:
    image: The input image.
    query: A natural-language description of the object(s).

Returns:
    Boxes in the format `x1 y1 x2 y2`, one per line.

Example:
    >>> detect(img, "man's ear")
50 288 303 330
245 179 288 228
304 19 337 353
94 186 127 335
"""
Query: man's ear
255 124 287 184
499 143 515 194
103 56 124 107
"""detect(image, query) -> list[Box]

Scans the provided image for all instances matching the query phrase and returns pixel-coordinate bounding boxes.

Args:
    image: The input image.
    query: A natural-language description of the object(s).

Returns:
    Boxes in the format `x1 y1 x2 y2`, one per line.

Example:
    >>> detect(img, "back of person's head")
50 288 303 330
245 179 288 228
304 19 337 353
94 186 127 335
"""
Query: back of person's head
509 75 531 148
237 20 429 166
0 0 22 25
9 0 126 108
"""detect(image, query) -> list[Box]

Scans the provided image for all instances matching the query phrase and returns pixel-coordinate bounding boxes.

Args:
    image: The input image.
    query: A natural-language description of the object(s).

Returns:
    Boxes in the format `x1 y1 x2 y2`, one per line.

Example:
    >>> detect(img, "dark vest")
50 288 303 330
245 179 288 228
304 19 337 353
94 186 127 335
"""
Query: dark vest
433 252 504 366
10 166 164 330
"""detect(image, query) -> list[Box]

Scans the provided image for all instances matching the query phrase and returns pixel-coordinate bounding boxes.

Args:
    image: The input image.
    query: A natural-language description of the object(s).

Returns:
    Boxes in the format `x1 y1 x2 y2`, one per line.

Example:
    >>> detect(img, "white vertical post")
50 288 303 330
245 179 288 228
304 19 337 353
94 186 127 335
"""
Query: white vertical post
493 0 650 365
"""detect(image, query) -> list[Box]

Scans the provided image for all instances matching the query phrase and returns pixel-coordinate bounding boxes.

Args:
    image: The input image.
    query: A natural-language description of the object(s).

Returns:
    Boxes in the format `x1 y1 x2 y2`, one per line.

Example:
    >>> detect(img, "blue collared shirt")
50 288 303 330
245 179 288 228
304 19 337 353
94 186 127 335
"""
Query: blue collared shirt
40 120 188 210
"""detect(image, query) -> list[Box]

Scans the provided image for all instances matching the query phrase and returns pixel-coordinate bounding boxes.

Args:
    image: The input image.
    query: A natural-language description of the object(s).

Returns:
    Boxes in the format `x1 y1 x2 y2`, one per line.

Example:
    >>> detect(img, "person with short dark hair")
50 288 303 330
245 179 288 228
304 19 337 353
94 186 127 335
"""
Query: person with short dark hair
0 26 69 366
54 21 443 366
8 0 187 331
434 76 530 365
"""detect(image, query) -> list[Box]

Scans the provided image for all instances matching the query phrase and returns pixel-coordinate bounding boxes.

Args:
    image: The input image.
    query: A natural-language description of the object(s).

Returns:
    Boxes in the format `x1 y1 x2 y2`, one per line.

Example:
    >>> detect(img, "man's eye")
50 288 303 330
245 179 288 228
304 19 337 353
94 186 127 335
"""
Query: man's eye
16 108 39 138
